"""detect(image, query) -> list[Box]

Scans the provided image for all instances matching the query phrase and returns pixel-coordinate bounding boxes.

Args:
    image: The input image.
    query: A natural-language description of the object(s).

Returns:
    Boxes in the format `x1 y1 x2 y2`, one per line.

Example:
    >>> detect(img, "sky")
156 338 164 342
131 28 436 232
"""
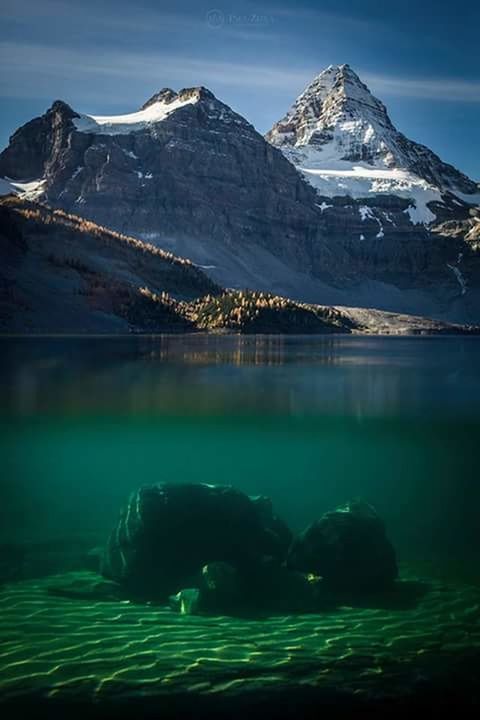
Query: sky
1 0 479 179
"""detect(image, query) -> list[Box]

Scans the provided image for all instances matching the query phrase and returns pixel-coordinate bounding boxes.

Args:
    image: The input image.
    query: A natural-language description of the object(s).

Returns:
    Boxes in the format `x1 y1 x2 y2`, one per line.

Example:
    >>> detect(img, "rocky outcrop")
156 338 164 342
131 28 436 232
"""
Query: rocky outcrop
287 500 398 592
102 485 402 613
101 483 292 600
0 101 79 181
0 87 341 286
185 289 354 334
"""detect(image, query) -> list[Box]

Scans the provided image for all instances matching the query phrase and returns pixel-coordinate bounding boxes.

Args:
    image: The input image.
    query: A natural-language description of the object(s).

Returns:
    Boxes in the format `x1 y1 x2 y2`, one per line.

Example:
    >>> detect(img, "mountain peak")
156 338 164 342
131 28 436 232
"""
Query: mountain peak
141 86 216 111
325 63 357 77
266 64 391 151
266 64 478 196
141 88 177 110
70 87 217 136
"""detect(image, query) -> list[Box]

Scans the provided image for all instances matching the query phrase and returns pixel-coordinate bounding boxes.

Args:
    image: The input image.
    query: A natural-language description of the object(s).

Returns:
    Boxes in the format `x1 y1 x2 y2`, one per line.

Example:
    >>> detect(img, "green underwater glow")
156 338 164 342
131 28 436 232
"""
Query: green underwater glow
1 336 480 713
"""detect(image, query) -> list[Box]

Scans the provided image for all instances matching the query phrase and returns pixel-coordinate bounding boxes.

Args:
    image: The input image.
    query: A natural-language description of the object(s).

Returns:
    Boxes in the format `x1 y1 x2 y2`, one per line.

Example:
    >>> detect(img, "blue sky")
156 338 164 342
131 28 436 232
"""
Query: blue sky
1 0 479 179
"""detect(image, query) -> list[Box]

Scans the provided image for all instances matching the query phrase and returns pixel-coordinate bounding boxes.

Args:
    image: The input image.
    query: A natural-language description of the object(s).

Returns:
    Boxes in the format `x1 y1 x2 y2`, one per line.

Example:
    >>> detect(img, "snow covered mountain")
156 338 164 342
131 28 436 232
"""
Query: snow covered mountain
0 87 344 297
265 64 480 320
266 63 479 217
1 73 479 323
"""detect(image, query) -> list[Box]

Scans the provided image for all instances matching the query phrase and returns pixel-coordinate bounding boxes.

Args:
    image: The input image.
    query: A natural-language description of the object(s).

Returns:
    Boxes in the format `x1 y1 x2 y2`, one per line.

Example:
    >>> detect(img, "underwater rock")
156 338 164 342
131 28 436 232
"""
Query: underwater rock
199 561 241 613
170 560 329 615
169 588 201 615
249 495 293 562
102 482 291 600
287 500 398 592
241 556 331 613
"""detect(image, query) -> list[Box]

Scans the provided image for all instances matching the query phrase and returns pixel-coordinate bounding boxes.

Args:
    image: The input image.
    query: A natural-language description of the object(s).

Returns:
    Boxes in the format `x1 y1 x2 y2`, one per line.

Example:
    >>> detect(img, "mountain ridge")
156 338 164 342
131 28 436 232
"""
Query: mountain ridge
1 66 479 324
1 195 477 336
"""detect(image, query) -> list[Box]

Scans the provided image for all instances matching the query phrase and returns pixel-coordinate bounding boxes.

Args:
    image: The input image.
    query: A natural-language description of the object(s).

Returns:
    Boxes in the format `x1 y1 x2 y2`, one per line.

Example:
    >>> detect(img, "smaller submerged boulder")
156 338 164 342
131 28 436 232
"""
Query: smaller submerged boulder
287 500 398 593
241 557 329 613
169 560 327 615
169 588 201 615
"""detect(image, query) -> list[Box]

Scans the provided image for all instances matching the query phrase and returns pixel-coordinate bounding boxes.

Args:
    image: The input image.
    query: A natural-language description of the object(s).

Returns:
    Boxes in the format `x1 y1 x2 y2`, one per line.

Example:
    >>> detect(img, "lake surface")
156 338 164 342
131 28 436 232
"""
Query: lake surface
1 335 480 713
1 334 479 561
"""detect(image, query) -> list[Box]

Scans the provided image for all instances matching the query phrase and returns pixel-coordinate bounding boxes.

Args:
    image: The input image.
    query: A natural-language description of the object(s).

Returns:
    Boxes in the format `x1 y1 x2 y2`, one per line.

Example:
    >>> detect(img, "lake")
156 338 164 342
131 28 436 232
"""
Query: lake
1 334 479 714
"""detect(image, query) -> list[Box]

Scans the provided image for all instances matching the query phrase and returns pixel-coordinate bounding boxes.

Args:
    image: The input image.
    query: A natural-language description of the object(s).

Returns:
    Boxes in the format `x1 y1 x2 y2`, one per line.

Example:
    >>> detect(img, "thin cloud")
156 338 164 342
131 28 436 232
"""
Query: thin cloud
364 73 480 103
1 41 479 108
0 42 310 101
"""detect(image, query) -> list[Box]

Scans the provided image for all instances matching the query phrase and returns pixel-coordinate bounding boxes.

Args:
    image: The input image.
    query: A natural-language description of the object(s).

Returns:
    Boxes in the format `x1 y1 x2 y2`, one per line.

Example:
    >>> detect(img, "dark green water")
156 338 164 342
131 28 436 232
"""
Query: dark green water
1 334 479 576
1 334 480 714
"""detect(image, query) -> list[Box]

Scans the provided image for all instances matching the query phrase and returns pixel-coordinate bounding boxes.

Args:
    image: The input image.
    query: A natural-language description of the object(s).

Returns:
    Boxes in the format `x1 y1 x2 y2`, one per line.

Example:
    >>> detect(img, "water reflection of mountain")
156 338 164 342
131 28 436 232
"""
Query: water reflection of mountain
1 335 479 418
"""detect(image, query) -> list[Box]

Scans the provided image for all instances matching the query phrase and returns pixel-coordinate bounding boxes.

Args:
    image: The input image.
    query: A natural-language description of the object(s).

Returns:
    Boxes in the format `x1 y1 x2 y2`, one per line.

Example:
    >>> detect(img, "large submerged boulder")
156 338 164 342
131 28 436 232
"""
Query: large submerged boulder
287 500 398 592
102 483 291 599
102 485 398 611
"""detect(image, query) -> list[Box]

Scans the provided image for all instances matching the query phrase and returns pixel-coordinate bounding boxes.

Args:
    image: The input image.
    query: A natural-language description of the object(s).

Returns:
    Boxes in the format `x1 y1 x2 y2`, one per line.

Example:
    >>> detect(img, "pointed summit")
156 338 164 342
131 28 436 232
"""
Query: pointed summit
266 64 477 193
266 64 393 154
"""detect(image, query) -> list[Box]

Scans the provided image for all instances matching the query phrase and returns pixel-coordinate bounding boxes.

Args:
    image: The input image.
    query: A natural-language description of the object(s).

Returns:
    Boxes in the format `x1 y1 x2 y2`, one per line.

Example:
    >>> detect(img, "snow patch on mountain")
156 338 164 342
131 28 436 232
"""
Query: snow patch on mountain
296 158 442 224
317 201 333 212
447 253 467 295
404 202 437 225
73 94 199 136
0 177 46 199
359 205 375 221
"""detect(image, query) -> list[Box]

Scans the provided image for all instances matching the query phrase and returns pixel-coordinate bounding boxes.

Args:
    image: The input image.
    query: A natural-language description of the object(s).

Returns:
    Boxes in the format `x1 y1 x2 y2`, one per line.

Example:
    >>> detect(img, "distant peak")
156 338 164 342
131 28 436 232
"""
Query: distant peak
265 63 392 150
141 89 177 110
311 64 366 92
48 100 78 118
179 86 216 102
316 63 355 76
141 86 216 111
324 63 351 72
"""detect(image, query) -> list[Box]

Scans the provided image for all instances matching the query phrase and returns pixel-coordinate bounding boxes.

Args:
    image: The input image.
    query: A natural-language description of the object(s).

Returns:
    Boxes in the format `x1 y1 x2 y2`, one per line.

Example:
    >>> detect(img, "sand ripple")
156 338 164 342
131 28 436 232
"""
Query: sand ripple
0 566 479 704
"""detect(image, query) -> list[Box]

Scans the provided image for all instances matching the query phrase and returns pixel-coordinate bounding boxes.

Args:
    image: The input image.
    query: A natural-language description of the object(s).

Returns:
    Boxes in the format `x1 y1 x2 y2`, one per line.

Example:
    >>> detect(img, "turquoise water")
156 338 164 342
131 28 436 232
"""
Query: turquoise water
1 335 479 573
1 335 480 713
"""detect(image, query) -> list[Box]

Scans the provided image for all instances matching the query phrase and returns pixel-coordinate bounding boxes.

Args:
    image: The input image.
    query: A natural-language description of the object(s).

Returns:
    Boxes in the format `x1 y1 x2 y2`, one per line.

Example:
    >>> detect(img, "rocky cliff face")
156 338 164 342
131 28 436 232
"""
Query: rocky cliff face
0 87 345 291
1 73 479 323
